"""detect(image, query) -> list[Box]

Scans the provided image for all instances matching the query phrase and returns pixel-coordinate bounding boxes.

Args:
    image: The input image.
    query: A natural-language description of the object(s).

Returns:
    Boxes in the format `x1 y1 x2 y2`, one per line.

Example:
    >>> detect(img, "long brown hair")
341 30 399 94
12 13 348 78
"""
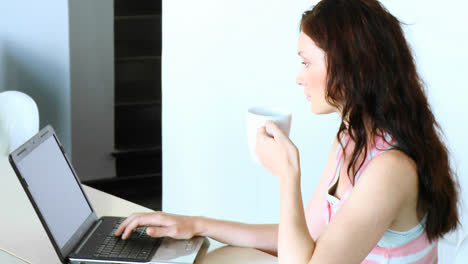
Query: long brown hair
300 0 459 242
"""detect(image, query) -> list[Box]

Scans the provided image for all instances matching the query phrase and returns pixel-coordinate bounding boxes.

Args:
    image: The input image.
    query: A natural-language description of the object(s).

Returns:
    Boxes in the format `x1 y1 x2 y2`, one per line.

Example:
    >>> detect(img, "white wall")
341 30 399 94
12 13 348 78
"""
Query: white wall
0 0 72 155
162 0 468 229
0 0 116 181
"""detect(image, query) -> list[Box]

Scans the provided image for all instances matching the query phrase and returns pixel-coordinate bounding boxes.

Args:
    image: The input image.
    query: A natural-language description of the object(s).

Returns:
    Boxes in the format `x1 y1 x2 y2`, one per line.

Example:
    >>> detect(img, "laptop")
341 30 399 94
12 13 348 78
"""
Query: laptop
9 125 208 264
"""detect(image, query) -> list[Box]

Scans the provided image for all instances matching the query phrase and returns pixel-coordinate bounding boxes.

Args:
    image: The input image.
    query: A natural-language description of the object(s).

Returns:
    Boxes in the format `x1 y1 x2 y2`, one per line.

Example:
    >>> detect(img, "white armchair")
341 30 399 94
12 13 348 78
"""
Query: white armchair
456 234 468 264
434 184 468 264
453 202 468 264
0 90 39 156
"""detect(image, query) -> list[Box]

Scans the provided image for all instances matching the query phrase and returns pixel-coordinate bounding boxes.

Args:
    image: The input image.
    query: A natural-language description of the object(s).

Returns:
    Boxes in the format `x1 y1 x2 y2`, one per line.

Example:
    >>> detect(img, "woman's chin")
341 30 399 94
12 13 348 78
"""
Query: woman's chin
311 106 336 115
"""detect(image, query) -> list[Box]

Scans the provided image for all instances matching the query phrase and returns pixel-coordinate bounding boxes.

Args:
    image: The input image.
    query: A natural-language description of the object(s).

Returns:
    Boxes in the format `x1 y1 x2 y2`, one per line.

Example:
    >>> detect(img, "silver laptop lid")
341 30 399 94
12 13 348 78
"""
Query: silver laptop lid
9 125 98 263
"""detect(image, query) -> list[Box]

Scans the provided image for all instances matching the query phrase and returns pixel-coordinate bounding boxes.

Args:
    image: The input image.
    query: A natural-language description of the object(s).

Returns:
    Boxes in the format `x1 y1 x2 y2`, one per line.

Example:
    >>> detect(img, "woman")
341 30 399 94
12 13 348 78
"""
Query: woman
115 0 459 263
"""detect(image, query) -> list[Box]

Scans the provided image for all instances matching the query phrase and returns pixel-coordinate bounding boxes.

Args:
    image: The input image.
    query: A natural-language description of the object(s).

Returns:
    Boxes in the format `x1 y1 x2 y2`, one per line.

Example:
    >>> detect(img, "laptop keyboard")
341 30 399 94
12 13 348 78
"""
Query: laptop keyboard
93 219 162 261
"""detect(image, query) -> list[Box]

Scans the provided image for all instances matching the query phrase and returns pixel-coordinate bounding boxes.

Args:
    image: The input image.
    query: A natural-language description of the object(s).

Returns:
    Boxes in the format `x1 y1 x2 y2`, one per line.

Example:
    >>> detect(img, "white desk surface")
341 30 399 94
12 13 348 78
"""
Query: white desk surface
0 157 277 264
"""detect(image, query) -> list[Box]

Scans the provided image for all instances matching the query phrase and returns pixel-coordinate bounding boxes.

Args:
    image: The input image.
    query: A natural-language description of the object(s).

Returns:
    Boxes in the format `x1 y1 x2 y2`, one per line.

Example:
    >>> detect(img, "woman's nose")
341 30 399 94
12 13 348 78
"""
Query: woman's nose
296 74 304 86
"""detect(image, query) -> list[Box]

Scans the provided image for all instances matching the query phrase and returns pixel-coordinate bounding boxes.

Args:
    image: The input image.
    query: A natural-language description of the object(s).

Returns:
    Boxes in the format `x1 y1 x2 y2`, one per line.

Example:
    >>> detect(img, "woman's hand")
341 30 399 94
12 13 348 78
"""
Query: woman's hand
115 212 199 240
255 120 300 181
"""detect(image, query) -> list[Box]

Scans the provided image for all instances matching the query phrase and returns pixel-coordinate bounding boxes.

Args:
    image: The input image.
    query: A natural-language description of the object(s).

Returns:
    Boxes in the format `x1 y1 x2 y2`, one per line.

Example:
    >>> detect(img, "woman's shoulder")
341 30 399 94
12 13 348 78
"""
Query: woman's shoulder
361 148 418 197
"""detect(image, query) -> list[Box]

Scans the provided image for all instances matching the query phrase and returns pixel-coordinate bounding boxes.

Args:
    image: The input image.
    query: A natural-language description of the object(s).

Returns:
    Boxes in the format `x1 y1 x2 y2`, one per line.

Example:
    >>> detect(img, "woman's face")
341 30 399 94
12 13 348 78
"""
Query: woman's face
296 31 337 114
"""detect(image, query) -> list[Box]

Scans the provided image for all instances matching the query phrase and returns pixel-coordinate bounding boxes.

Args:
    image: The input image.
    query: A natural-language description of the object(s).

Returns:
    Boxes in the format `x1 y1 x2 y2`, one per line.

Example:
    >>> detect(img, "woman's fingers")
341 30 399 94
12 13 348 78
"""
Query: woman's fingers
256 125 268 138
114 213 142 236
114 212 196 240
265 120 286 141
116 212 167 240
256 127 271 158
255 120 300 178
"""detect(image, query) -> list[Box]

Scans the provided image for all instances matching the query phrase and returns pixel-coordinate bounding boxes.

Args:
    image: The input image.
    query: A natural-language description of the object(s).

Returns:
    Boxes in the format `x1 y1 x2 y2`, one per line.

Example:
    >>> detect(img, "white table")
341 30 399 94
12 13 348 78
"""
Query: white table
0 157 277 264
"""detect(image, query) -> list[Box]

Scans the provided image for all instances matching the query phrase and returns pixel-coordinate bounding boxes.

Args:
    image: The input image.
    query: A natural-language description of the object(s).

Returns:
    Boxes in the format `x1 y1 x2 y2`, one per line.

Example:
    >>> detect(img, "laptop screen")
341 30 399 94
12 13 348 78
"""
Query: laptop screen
15 135 92 249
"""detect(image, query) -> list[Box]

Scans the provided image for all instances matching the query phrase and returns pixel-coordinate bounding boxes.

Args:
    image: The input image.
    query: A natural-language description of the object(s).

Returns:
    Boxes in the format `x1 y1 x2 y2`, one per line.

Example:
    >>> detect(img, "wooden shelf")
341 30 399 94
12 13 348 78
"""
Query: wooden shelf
115 59 161 83
115 100 161 107
84 173 161 184
112 0 162 210
115 83 160 106
115 0 161 17
116 56 161 62
114 16 161 58
115 14 161 21
112 146 161 158
83 173 162 210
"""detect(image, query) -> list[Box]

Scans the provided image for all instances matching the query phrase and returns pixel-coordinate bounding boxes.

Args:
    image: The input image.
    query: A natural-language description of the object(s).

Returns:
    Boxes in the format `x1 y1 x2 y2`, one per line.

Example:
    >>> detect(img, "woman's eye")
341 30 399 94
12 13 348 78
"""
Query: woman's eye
302 62 310 67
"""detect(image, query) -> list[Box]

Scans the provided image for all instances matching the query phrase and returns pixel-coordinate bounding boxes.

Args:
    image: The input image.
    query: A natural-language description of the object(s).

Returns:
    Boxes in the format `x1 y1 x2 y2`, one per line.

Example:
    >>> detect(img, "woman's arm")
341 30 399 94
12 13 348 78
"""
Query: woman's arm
115 213 279 255
303 138 339 240
306 150 417 263
255 121 316 262
256 121 417 264
278 173 315 263
197 137 339 256
195 217 278 255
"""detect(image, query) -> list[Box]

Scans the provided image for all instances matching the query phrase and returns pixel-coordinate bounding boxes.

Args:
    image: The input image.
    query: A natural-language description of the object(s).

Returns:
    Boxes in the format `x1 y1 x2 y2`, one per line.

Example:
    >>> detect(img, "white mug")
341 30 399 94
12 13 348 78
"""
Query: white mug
246 106 292 163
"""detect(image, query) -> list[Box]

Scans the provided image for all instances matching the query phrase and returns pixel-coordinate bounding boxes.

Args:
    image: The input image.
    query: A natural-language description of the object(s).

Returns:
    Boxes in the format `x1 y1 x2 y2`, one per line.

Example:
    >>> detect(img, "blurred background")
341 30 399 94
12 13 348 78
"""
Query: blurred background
0 0 466 237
